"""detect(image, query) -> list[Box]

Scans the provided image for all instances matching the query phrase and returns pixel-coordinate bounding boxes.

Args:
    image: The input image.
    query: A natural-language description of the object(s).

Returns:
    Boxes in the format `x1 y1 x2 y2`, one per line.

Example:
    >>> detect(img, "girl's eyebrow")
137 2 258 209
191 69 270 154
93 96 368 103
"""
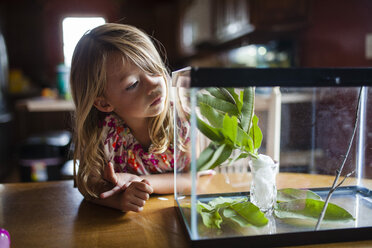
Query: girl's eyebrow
118 71 130 81
119 70 137 81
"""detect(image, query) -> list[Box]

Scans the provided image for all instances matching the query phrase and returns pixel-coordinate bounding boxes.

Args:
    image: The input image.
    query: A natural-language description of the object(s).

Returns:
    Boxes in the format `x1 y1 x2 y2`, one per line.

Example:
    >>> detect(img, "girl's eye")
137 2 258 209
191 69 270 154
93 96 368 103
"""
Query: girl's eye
126 81 139 91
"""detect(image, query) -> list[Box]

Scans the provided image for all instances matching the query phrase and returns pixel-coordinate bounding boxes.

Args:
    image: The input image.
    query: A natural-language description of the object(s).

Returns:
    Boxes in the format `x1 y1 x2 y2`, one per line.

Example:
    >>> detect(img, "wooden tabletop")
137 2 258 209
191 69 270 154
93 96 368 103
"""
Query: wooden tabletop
1 173 372 248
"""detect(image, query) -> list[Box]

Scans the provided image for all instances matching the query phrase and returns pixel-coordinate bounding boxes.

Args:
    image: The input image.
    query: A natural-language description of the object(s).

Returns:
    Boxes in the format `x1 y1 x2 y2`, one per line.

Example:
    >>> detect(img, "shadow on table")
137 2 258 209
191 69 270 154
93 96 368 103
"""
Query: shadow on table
72 199 189 248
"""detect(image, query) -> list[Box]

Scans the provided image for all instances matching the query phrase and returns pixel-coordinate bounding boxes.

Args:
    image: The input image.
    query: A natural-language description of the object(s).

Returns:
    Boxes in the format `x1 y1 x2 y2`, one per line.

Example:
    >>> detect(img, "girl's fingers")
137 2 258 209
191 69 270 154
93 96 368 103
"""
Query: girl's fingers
129 197 146 209
141 178 151 186
100 183 128 199
135 191 150 201
132 181 153 194
100 185 120 198
119 185 153 212
124 202 144 212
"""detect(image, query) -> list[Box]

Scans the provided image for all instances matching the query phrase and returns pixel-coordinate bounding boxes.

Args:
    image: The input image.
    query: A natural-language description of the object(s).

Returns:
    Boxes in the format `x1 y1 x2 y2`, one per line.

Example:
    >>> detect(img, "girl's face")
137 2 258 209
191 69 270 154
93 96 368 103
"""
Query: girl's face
101 53 166 123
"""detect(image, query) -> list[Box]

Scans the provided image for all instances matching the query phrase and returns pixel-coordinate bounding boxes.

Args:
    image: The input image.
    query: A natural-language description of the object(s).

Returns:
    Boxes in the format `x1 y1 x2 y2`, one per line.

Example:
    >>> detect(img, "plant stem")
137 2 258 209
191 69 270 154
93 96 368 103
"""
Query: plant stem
249 152 259 159
315 87 362 230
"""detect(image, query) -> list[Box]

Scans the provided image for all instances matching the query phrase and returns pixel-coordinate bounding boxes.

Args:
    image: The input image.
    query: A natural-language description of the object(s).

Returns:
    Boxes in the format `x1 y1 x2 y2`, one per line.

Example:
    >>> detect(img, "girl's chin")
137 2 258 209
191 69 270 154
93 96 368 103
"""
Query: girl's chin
148 103 165 117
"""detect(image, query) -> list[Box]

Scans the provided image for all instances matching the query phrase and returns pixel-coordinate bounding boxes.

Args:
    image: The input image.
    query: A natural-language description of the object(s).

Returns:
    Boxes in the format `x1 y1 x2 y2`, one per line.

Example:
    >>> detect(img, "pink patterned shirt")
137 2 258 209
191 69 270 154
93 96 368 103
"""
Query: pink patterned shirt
101 113 188 175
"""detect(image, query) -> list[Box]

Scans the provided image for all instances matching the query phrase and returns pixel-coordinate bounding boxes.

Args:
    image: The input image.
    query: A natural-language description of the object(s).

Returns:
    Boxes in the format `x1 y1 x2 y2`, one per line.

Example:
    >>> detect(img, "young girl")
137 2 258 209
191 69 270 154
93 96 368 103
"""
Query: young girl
70 23 187 212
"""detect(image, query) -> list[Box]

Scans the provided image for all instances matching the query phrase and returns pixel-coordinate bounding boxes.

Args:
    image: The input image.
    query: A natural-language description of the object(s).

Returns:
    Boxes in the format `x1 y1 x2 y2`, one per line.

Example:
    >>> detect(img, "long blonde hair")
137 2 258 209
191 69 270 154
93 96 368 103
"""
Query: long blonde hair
70 23 173 198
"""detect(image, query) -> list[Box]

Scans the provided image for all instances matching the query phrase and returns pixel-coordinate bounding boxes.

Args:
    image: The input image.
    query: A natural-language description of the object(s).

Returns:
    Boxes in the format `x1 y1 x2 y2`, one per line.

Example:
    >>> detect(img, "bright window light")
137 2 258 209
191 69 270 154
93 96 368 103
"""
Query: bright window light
62 17 106 67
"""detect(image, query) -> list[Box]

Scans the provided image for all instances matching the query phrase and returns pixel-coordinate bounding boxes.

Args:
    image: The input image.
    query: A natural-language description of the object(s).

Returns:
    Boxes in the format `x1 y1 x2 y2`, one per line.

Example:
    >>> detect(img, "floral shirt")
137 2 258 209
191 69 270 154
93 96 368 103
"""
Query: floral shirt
101 113 189 175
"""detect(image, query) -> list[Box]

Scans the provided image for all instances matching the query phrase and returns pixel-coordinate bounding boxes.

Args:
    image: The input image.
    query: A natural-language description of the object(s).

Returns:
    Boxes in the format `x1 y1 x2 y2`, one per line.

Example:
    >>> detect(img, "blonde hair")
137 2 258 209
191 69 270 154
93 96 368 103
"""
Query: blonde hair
70 23 173 198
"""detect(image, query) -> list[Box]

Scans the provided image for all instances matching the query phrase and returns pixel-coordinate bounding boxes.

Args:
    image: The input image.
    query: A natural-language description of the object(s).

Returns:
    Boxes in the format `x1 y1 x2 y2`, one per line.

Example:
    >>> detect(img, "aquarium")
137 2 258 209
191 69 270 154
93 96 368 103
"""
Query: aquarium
172 67 372 247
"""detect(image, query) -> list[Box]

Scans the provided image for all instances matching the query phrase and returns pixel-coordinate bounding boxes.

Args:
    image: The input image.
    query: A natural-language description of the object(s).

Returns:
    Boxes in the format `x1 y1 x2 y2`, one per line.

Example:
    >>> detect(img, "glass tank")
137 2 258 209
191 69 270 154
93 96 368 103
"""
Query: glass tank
172 67 372 247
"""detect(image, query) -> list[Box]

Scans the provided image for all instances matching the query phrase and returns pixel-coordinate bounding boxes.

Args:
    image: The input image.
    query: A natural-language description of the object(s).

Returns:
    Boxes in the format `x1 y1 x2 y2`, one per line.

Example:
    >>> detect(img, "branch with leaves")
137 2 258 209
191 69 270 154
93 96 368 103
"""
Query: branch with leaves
196 87 263 171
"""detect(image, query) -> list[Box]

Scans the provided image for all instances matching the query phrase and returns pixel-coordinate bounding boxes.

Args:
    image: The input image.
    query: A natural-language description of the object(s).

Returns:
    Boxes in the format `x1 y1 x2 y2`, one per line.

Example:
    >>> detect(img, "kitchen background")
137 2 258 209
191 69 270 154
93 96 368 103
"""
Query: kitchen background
0 0 372 183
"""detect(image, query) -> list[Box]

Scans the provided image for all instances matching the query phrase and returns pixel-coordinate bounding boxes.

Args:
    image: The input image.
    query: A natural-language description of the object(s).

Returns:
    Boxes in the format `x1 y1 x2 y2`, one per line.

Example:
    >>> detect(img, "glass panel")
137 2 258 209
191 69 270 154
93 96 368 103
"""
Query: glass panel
173 68 193 237
173 67 372 245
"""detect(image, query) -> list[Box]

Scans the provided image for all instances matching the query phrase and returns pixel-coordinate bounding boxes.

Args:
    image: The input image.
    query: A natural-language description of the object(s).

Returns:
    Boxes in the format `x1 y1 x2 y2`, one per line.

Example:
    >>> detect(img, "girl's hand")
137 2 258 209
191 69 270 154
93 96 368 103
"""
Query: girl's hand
100 162 143 199
118 180 153 212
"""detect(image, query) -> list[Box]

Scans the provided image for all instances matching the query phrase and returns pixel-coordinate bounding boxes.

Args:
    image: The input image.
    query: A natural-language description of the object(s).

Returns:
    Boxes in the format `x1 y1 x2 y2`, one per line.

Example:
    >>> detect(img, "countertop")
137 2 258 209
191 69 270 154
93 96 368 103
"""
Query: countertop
16 98 75 112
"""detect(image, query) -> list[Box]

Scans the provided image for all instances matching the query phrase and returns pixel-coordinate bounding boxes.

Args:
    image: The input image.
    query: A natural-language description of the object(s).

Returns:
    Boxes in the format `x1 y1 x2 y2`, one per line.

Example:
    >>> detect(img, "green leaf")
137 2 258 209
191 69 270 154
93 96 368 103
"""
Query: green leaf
230 201 269 227
222 208 252 227
239 90 244 106
196 87 262 168
196 198 247 229
219 88 236 105
197 144 233 171
249 114 263 152
274 199 354 222
197 93 239 116
222 114 238 144
196 143 216 171
238 129 254 153
206 87 231 103
236 125 253 151
199 208 223 228
240 87 255 133
196 197 268 229
196 116 224 142
205 87 236 105
277 188 322 203
209 196 247 209
199 102 224 128
213 210 223 228
225 88 242 112
197 200 214 212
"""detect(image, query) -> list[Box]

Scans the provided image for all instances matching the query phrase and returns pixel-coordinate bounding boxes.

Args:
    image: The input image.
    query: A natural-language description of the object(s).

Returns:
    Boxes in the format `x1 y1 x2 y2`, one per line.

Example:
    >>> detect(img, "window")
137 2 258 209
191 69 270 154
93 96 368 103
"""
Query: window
62 17 106 67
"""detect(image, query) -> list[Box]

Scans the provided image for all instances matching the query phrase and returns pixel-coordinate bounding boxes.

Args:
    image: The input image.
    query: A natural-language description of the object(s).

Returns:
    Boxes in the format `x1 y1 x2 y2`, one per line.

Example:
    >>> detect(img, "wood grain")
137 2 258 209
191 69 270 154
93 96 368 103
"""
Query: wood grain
1 173 371 247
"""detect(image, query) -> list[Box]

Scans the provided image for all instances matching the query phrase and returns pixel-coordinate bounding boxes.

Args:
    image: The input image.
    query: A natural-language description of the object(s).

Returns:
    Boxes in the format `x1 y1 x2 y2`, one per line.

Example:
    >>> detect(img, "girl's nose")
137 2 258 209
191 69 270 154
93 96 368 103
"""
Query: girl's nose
146 77 159 95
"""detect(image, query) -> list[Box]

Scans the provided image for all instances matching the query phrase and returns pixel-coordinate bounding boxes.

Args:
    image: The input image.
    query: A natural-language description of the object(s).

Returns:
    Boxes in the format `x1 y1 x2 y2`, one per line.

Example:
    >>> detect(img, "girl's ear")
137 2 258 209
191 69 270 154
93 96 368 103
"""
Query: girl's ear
94 97 114 113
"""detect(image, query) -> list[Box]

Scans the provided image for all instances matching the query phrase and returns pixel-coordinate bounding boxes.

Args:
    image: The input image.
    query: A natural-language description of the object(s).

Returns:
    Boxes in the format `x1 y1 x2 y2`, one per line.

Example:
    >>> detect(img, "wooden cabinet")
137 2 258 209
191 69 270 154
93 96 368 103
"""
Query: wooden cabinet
250 0 309 32
179 0 309 57
213 0 253 43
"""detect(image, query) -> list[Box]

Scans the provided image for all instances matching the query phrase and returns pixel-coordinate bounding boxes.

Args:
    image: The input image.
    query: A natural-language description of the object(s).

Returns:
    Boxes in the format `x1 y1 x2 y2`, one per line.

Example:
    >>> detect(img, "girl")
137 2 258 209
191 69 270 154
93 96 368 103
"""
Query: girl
70 23 186 212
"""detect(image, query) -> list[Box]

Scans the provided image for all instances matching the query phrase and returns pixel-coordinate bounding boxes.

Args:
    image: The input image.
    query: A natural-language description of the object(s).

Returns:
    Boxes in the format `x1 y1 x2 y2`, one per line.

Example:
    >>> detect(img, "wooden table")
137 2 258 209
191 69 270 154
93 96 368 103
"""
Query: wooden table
1 173 372 248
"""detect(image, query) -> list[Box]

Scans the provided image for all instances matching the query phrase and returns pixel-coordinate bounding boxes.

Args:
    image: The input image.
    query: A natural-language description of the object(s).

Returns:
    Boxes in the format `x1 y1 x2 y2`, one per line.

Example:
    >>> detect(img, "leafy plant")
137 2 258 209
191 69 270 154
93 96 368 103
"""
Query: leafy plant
194 189 354 230
196 197 268 229
196 87 263 171
277 188 322 202
275 188 355 225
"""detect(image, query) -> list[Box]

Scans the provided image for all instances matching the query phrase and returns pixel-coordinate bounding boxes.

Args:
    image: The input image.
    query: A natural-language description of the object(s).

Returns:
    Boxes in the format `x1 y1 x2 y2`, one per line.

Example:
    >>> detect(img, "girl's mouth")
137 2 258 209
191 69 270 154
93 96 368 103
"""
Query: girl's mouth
150 96 163 106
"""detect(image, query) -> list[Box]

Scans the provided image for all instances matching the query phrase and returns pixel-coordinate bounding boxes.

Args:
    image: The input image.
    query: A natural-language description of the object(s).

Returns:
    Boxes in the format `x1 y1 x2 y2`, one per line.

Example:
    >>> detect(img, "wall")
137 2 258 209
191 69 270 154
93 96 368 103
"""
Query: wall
299 0 372 67
0 0 180 88
0 0 121 87
0 1 46 86
43 0 121 82
298 0 372 177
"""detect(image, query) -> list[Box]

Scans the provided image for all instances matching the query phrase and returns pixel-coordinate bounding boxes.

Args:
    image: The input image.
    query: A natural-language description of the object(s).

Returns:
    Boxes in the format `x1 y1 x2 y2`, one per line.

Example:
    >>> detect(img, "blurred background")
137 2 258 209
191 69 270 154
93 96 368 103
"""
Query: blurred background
0 0 371 183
